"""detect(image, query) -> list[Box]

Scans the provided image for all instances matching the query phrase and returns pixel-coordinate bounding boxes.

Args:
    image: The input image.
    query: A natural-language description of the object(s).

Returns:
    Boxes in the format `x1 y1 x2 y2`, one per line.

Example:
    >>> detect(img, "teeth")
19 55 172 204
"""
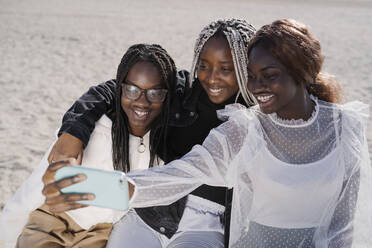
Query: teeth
134 110 149 117
209 88 222 94
256 95 273 103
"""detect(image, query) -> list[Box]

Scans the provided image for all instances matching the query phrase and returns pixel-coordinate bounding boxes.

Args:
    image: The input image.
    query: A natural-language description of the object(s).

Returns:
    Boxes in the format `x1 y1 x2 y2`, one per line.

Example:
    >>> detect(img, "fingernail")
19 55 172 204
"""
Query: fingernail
85 194 95 200
73 175 83 182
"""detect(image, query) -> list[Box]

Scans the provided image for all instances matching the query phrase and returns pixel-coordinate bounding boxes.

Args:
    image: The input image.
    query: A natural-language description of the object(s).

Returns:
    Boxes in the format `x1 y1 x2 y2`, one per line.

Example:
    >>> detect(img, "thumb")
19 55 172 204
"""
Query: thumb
76 151 83 165
47 143 58 164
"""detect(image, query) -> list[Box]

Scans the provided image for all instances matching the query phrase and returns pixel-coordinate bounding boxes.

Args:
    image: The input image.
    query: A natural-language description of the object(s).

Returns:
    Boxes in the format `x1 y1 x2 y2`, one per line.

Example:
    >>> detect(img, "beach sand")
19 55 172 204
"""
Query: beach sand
0 0 371 210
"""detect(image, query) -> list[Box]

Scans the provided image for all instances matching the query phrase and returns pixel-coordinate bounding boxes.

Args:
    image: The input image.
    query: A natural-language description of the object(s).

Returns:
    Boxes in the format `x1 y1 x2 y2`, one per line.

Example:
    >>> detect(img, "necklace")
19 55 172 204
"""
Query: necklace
137 136 146 153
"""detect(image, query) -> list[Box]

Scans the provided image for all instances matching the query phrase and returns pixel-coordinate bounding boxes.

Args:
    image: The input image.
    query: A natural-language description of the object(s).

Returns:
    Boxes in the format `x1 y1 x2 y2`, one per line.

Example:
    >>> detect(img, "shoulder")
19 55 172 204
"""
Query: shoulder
327 101 369 132
319 101 369 154
215 104 260 138
91 79 117 89
168 70 199 126
319 99 368 118
341 101 369 144
317 99 368 126
340 101 369 123
217 103 259 124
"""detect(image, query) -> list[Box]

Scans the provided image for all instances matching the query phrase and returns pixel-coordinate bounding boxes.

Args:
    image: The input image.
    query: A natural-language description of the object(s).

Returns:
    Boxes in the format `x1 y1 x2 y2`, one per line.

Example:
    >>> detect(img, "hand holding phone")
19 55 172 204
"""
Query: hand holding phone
55 166 130 211
42 159 91 213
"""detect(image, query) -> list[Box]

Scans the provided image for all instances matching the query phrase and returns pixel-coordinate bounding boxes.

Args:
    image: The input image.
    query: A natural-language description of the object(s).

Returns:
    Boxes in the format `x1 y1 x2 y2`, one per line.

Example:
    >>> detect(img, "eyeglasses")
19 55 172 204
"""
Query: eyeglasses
121 83 168 103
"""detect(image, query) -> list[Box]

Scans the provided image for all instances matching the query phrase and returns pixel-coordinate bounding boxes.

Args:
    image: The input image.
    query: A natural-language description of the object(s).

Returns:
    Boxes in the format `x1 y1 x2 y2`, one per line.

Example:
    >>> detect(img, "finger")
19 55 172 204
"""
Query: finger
42 159 80 184
76 151 83 165
48 160 74 172
64 193 95 202
45 193 94 205
55 174 86 189
49 158 80 171
47 142 58 164
42 184 60 198
42 174 86 197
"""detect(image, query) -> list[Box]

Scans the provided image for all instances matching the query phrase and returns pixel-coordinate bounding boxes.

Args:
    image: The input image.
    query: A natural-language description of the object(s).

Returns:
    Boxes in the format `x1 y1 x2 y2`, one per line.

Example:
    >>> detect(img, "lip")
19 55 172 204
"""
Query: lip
131 108 150 120
254 93 275 107
206 86 224 96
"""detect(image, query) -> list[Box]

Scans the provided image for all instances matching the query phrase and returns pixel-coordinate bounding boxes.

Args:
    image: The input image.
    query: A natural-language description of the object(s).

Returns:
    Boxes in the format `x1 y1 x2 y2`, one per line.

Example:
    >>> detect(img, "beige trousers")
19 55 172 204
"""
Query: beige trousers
16 204 112 248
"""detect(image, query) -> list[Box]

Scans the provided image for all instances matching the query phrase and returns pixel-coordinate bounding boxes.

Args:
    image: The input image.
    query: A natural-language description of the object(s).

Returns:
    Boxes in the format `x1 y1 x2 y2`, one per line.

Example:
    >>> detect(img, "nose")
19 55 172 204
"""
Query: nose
206 68 219 85
135 91 151 106
249 77 266 93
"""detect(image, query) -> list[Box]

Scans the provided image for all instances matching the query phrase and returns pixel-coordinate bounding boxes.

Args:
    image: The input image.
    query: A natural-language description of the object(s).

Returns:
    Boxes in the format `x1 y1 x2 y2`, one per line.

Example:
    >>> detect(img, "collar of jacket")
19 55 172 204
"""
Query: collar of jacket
168 70 197 127
168 78 201 127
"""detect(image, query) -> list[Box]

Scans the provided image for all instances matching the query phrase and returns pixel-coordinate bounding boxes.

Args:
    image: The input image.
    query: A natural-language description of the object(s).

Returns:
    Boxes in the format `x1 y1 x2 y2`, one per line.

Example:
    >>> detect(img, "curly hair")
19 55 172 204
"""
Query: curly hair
190 18 257 105
113 44 177 172
247 19 342 103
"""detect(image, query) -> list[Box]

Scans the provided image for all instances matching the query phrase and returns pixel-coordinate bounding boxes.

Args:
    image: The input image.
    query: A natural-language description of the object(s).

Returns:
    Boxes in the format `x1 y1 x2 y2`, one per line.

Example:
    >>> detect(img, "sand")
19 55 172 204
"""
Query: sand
0 0 371 210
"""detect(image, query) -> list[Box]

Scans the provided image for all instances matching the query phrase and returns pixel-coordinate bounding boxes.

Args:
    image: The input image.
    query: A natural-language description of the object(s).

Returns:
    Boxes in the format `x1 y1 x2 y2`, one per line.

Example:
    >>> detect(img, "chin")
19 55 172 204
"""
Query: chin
259 105 275 115
130 121 148 129
209 95 232 105
207 96 221 104
210 99 224 104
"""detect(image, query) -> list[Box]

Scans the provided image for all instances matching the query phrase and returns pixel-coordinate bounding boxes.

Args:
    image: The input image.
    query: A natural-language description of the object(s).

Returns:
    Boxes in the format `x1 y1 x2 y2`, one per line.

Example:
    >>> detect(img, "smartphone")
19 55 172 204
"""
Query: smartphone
55 165 129 211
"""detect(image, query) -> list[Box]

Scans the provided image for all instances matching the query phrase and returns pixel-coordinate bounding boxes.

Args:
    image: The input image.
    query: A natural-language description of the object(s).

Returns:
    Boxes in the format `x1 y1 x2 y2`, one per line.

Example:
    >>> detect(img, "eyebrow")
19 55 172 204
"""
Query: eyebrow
260 65 278 71
125 80 164 88
199 58 233 64
247 65 278 72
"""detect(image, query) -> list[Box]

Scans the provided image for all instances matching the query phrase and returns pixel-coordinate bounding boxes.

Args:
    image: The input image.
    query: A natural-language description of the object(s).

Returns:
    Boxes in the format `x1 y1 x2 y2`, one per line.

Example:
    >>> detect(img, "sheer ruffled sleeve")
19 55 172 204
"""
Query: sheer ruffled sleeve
127 104 253 208
327 101 372 247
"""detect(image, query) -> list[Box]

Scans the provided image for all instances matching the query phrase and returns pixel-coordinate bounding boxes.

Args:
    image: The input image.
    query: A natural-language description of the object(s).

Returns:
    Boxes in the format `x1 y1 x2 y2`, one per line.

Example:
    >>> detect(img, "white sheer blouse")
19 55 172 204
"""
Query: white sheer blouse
127 97 372 248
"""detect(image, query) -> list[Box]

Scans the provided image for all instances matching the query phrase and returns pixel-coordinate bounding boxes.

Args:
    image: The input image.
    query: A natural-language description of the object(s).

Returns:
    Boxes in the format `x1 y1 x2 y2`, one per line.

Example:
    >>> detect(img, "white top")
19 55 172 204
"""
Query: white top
0 115 161 247
247 145 343 229
129 131 163 171
126 98 372 248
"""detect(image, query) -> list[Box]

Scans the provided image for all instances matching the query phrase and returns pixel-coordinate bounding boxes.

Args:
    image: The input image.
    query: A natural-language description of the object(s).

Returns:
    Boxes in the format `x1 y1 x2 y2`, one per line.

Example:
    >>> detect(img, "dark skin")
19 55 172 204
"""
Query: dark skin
247 45 314 120
42 158 93 213
47 132 84 164
121 61 164 137
123 45 318 200
43 62 165 213
42 158 135 212
45 36 243 209
197 35 239 104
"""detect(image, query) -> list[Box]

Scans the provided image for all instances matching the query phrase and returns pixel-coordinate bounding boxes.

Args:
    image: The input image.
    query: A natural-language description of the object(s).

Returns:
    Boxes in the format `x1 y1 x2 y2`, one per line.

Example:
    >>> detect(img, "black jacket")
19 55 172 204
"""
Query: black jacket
58 70 243 246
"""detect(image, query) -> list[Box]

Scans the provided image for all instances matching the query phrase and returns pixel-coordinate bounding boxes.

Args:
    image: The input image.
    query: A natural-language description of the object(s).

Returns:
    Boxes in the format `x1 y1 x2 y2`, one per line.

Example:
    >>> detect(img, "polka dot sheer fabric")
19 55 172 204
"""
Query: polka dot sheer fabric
126 97 372 248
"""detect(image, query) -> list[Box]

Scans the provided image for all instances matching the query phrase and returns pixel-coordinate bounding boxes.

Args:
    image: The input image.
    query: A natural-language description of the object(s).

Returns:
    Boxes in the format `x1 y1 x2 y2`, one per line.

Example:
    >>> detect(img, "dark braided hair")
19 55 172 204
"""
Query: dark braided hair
247 19 342 103
112 44 177 172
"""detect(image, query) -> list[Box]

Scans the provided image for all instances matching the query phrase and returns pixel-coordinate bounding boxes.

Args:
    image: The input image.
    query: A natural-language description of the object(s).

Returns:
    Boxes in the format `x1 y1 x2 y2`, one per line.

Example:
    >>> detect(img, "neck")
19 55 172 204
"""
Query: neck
129 127 149 137
276 91 314 120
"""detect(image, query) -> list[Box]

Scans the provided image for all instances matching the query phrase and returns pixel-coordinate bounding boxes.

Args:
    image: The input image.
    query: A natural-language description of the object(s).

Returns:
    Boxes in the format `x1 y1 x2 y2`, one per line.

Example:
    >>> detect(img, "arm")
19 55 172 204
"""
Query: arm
48 80 116 163
58 80 116 147
328 103 371 248
127 112 249 208
47 132 84 163
52 70 188 163
328 169 360 248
